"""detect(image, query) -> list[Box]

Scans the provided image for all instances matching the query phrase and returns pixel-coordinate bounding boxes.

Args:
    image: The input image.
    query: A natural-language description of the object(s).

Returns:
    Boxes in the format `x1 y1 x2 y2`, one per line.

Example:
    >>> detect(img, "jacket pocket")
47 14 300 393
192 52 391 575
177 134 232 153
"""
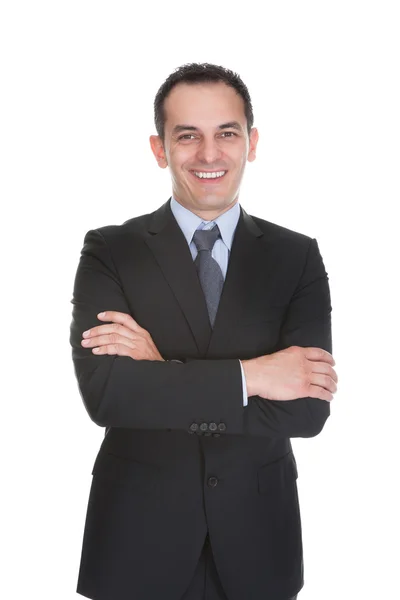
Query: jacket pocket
91 451 160 492
257 451 298 495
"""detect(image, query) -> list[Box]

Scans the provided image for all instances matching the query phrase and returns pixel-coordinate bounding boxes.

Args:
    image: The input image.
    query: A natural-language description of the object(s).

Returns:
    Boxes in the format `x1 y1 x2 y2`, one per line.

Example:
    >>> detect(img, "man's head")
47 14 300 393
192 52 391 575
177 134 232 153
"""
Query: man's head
150 63 259 220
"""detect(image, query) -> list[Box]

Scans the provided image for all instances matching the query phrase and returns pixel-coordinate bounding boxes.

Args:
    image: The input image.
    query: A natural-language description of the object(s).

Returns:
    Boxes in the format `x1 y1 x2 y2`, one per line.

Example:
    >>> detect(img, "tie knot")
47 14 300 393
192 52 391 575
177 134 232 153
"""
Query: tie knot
192 224 221 252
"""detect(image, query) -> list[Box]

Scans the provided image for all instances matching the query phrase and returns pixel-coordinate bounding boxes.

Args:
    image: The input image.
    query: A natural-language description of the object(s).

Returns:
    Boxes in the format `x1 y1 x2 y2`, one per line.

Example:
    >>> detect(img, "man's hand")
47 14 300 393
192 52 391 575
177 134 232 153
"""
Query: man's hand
81 311 165 361
241 346 338 402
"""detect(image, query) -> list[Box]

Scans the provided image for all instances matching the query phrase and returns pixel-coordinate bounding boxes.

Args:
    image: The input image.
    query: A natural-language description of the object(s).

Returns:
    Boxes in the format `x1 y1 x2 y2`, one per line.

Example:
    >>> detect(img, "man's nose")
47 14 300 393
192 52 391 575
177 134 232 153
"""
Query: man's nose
196 138 222 164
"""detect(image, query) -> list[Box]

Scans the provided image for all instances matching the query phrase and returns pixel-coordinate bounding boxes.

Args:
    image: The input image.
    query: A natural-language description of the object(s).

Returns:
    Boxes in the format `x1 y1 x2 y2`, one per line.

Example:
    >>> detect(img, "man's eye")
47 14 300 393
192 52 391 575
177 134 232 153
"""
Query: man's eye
178 132 237 140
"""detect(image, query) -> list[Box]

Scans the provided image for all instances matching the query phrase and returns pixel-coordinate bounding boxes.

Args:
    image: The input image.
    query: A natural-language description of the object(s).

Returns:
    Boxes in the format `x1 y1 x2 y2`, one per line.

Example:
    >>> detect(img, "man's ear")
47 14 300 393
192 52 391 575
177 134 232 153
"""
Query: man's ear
247 127 259 162
149 135 168 168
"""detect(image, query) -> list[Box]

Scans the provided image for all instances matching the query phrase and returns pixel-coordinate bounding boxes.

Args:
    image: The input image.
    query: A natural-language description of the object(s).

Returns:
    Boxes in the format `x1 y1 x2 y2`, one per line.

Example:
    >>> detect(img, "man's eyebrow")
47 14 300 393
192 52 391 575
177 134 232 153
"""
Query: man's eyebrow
172 125 198 134
218 121 242 131
172 121 243 135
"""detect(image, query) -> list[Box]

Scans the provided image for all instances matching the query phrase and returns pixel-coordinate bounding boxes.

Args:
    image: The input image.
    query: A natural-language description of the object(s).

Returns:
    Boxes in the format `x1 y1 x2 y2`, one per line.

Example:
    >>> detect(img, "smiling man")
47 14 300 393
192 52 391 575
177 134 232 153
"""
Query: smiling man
70 63 337 600
150 79 258 221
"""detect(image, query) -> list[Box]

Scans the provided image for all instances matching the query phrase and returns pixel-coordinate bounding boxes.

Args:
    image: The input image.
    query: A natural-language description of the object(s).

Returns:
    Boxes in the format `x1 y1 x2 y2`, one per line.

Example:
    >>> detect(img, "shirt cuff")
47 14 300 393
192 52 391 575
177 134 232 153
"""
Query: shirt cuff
239 360 248 406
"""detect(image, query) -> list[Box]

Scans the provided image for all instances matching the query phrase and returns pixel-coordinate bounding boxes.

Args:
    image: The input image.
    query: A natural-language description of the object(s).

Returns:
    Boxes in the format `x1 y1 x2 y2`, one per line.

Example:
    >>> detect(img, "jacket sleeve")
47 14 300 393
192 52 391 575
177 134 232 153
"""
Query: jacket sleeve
243 237 333 438
70 229 245 433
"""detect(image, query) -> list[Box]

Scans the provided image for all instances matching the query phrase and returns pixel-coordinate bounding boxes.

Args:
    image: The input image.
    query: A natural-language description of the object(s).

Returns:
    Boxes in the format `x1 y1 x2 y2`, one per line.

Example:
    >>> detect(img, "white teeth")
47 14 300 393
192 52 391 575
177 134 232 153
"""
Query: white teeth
193 171 226 179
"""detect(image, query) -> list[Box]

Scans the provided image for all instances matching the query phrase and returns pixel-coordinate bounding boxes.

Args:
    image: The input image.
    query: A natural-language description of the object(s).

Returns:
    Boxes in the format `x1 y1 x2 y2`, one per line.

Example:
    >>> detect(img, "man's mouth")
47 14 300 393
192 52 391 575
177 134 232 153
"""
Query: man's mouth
190 170 228 182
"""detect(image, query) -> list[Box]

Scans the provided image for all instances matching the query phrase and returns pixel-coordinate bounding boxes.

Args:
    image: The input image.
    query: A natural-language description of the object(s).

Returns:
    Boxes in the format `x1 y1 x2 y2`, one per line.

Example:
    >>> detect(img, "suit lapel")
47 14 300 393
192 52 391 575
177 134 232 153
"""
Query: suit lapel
145 198 266 357
146 199 211 355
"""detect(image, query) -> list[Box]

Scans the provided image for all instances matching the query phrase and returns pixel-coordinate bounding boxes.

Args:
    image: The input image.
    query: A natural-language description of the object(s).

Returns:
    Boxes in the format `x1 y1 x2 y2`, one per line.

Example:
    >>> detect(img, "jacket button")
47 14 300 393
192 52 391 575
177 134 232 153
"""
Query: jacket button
217 423 226 432
207 476 218 488
209 422 217 431
200 423 209 431
189 423 199 432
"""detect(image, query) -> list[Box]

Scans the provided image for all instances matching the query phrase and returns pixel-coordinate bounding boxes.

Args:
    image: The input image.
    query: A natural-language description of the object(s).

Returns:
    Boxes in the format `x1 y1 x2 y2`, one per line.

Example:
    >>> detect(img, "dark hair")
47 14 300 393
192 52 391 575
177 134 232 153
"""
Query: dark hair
154 62 254 143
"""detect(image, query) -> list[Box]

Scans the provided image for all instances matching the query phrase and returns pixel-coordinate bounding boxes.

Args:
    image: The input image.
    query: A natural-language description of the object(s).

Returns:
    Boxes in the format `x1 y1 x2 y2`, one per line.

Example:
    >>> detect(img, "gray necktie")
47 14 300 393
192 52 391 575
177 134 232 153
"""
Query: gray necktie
192 224 224 328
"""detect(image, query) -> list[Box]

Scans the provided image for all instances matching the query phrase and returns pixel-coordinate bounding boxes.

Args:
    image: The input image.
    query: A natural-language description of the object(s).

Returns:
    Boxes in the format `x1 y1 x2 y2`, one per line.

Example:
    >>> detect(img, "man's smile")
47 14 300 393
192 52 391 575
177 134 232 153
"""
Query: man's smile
189 170 228 183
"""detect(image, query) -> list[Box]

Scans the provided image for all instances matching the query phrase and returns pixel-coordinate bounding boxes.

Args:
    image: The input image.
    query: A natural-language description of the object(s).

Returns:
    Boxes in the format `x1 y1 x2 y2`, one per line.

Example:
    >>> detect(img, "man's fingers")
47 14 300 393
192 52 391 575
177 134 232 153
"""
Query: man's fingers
82 312 146 339
303 346 335 366
91 343 135 357
81 332 136 350
82 322 137 341
96 311 142 333
309 373 337 395
311 361 338 383
88 341 156 361
308 384 334 402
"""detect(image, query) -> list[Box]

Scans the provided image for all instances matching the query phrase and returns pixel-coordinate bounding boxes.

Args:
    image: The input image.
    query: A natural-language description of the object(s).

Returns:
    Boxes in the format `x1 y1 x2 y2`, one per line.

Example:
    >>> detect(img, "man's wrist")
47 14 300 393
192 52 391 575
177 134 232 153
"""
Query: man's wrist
241 358 259 397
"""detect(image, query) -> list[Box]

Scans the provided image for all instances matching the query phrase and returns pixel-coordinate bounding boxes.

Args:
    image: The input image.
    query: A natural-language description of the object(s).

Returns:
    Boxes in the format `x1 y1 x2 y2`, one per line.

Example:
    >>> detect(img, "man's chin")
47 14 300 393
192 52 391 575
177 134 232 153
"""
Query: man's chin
192 189 228 203
174 188 234 210
193 196 228 209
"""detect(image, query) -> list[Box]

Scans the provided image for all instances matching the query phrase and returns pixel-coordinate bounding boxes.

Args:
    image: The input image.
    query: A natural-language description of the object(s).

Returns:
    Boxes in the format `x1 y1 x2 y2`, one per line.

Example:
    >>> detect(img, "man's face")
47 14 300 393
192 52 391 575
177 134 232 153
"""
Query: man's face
150 82 258 219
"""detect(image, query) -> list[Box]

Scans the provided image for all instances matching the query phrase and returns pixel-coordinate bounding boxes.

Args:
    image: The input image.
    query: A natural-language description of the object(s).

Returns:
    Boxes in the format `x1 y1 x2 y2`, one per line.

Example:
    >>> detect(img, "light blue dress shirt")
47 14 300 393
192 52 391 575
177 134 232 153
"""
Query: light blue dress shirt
170 195 248 407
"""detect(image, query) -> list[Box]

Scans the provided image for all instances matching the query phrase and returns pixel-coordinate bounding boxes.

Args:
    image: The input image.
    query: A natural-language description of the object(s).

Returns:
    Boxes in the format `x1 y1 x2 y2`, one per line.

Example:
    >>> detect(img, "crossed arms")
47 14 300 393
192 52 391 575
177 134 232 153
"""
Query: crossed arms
70 229 336 438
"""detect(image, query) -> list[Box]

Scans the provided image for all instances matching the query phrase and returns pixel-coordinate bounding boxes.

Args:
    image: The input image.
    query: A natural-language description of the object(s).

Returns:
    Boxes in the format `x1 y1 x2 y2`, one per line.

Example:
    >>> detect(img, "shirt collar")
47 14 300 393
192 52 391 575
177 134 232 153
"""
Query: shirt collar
170 195 241 250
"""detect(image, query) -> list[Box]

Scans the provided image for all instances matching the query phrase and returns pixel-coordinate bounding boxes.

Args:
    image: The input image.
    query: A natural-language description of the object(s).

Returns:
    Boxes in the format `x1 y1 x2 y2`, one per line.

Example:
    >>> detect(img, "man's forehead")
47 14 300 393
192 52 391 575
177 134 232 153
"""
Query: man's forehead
165 81 244 111
163 82 247 135
166 96 245 129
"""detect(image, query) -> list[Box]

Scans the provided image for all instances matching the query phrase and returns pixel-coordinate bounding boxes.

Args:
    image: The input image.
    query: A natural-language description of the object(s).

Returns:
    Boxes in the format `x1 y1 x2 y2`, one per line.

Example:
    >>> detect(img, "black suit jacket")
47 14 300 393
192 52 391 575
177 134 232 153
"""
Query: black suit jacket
70 198 332 600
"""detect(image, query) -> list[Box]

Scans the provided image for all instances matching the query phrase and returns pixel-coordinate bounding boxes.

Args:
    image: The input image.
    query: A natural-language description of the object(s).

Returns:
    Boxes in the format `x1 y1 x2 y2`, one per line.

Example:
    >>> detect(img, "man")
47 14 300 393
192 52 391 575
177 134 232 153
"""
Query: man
70 62 338 600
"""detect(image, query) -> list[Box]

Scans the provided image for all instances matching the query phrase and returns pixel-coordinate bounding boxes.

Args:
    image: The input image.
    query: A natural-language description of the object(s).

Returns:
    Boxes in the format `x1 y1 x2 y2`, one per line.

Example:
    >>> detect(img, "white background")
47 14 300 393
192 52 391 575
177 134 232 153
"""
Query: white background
1 1 399 598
